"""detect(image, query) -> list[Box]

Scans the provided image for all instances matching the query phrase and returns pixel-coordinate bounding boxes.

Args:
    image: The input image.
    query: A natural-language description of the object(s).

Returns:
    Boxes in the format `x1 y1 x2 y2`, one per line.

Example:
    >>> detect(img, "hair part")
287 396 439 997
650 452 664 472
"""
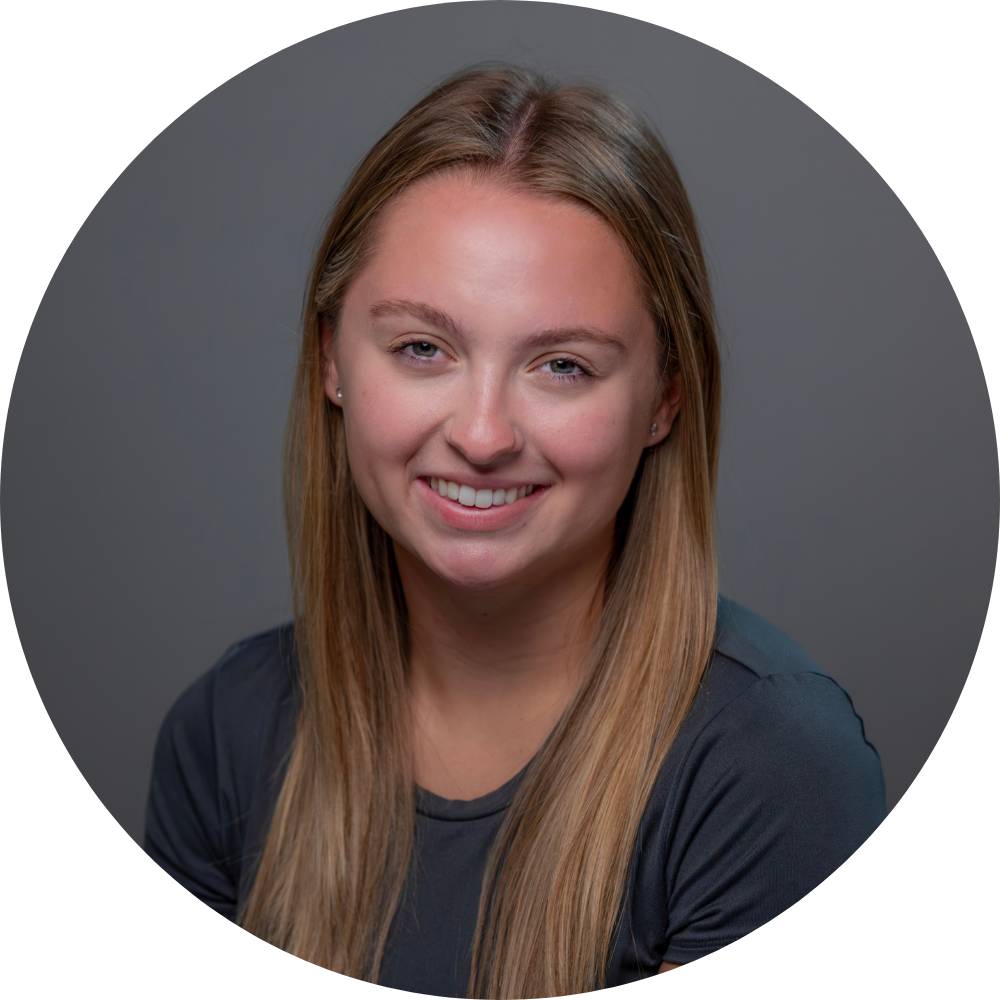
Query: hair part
238 62 721 998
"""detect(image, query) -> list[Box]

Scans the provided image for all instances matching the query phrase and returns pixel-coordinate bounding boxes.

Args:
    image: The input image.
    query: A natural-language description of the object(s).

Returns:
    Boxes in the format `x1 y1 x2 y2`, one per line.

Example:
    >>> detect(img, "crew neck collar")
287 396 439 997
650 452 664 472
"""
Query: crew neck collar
415 758 532 820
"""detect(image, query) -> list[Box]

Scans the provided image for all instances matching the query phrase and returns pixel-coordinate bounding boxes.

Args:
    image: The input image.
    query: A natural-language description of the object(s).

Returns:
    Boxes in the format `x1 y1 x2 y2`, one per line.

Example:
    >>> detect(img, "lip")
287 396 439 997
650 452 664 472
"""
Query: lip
416 476 550 531
422 474 547 491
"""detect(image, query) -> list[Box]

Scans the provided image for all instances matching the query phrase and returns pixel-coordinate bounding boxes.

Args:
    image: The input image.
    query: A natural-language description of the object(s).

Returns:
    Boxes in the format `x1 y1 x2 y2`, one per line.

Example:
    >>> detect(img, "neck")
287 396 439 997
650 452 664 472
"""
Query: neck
396 534 612 779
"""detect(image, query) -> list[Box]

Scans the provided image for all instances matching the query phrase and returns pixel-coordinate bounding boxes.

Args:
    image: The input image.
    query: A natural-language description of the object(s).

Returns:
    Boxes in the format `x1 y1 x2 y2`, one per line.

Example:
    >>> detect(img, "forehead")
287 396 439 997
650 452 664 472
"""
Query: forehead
349 172 650 335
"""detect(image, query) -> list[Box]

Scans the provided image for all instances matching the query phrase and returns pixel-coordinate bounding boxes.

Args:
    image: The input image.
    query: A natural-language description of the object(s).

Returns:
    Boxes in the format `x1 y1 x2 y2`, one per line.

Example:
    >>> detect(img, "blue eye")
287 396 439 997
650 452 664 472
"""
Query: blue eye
392 340 441 364
542 358 593 383
390 340 595 384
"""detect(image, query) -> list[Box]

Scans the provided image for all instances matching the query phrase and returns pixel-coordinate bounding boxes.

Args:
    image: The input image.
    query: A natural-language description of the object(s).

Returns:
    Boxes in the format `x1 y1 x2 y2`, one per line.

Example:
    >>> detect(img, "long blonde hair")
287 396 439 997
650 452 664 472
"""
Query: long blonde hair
238 64 721 998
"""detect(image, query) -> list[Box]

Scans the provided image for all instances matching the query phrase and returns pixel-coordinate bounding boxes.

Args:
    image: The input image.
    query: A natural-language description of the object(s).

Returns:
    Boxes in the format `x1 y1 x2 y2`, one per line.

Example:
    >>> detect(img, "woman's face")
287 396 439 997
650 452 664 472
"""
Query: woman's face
323 171 680 592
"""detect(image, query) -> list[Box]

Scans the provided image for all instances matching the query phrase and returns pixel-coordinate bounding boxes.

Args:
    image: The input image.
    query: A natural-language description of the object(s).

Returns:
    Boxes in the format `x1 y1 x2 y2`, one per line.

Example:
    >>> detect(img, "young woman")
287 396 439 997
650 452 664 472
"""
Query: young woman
144 65 887 998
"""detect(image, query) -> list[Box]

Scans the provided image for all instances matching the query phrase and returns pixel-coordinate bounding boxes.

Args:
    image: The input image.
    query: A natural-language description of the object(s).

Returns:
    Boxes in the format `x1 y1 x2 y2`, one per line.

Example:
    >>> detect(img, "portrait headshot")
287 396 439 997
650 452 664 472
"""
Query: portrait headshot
1 3 995 999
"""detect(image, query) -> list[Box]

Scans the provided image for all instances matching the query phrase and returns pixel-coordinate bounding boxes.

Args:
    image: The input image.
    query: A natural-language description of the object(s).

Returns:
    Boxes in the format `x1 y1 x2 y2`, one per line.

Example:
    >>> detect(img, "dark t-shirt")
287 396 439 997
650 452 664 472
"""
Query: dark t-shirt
143 595 887 994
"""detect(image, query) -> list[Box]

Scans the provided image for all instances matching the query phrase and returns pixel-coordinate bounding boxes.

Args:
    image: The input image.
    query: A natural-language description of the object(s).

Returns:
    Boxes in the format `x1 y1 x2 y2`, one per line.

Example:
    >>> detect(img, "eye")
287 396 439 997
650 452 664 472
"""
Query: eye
390 339 442 365
540 357 594 383
389 341 595 383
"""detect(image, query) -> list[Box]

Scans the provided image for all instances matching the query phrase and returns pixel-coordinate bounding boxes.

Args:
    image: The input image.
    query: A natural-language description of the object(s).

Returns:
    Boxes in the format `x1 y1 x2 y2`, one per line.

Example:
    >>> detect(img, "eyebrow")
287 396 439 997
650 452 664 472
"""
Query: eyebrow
368 298 627 353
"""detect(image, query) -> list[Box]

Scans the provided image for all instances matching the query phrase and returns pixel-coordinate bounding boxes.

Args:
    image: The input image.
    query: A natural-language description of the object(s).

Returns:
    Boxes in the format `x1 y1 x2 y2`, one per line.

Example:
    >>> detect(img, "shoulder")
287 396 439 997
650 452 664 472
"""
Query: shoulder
155 621 299 787
643 598 887 964
145 622 298 916
209 621 299 725
714 592 823 680
167 621 297 717
688 594 880 751
663 594 886 816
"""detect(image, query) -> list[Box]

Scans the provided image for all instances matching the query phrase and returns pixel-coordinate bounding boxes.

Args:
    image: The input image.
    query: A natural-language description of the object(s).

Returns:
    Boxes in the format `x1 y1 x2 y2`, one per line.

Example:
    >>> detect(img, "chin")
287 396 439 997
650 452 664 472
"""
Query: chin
426 549 530 592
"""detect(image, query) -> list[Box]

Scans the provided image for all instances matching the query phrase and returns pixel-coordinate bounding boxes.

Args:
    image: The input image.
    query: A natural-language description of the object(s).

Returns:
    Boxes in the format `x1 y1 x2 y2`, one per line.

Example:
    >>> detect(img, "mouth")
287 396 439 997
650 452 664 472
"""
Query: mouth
422 476 544 509
416 475 550 531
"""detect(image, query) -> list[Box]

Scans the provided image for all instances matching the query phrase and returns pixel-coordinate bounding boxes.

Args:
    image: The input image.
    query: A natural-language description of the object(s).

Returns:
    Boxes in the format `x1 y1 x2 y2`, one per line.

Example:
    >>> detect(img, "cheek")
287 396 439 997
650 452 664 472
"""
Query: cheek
543 405 641 487
345 380 430 472
546 407 632 474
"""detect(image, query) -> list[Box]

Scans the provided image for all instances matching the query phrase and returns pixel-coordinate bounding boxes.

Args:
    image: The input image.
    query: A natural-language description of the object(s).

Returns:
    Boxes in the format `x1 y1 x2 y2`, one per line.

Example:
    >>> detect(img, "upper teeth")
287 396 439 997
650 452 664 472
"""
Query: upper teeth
429 477 536 508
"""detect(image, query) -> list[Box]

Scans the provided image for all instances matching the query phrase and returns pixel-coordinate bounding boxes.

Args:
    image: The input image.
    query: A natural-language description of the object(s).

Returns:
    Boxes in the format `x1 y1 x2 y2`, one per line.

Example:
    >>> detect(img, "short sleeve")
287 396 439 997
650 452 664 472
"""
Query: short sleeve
143 658 240 919
660 671 887 964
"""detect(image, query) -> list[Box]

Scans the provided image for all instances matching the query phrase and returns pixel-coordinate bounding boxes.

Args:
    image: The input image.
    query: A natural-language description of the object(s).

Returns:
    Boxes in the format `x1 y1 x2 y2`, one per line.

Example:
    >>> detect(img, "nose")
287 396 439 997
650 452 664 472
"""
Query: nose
444 377 522 466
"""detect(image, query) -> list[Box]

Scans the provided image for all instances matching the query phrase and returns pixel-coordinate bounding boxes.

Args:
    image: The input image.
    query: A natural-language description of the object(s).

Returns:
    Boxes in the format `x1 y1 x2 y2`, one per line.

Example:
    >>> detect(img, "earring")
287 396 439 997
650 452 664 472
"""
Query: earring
335 387 343 400
649 421 658 436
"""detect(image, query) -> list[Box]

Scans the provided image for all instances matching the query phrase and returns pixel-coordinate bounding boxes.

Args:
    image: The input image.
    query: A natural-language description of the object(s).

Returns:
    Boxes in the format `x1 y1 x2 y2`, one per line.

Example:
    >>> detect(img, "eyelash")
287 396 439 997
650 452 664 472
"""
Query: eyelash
389 339 595 383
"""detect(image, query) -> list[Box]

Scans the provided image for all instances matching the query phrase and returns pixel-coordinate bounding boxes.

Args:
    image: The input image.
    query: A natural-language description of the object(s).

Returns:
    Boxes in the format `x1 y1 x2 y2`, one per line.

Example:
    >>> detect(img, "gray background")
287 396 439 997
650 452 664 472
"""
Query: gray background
2 1 995 842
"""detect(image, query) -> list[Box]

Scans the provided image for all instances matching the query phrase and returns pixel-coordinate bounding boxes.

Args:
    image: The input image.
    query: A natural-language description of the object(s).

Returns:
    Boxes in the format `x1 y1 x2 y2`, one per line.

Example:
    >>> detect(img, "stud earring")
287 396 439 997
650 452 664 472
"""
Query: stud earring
649 421 658 436
335 387 343 400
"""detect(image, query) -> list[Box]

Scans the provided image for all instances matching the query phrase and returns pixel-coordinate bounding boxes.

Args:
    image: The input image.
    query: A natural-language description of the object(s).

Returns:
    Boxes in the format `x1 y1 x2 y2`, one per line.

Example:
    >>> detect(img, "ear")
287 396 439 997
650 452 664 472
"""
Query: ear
320 316 343 407
648 369 683 446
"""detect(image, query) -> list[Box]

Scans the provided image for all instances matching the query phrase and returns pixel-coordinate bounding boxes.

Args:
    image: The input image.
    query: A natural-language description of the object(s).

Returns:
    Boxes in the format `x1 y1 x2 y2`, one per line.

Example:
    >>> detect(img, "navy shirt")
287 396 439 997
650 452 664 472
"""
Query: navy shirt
144 595 887 994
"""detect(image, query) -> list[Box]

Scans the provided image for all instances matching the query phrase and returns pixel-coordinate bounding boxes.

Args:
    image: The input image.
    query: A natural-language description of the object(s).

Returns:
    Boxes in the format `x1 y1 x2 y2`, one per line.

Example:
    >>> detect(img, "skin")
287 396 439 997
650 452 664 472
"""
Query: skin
321 168 682 815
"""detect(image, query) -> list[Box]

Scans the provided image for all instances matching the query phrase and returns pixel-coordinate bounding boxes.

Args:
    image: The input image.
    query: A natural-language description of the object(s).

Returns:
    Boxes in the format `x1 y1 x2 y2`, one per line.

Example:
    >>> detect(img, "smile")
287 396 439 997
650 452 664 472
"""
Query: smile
426 476 539 509
417 476 549 532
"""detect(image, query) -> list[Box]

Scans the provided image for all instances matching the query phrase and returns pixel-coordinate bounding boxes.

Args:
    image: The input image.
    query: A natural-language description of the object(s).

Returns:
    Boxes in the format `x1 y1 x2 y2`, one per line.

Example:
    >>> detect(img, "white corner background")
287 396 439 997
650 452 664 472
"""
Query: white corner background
1 2 996 997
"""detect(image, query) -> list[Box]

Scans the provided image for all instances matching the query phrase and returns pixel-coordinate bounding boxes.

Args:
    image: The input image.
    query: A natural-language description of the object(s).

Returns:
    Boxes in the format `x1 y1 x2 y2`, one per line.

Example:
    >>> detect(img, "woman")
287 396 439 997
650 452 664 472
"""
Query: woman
144 64 886 998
